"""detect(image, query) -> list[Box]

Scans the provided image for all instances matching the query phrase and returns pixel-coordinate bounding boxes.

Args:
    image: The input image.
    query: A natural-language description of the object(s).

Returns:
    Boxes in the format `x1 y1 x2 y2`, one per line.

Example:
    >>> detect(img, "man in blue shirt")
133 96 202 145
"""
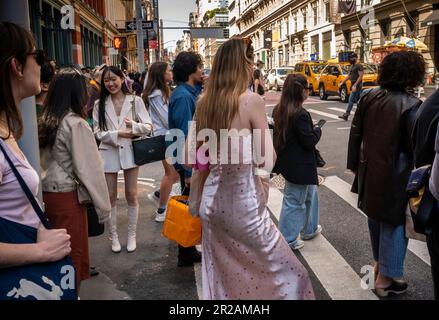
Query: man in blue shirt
168 51 204 267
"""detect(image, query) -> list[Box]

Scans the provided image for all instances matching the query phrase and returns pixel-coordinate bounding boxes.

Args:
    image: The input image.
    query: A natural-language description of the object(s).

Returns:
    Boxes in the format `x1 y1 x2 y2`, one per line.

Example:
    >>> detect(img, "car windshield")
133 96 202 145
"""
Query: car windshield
341 64 376 75
277 69 293 75
311 65 326 74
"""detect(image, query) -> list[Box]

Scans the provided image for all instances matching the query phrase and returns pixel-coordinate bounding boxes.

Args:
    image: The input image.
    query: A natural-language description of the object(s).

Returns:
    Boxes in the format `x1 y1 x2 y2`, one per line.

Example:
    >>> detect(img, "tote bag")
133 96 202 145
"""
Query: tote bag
0 143 77 300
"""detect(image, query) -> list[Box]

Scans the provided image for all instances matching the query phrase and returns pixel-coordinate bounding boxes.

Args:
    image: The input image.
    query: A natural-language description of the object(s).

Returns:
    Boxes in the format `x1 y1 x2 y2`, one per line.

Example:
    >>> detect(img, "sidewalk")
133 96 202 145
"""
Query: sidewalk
79 164 199 300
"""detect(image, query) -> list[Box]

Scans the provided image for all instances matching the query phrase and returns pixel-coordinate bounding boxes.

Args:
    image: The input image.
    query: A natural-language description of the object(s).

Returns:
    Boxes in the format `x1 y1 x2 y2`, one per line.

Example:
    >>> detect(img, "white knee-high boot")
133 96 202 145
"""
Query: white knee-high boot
109 206 121 253
127 206 139 253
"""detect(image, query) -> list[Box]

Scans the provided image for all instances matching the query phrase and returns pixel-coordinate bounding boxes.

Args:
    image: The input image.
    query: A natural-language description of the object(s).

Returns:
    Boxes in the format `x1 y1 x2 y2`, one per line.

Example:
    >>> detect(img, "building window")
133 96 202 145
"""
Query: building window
313 3 318 26
303 8 307 30
406 11 419 37
379 19 391 45
294 14 297 33
325 1 330 22
343 30 351 49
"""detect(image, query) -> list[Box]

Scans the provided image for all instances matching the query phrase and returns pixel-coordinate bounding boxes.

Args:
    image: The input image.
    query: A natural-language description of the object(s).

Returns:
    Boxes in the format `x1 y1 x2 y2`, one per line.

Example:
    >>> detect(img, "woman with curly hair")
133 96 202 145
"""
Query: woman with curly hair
347 51 426 297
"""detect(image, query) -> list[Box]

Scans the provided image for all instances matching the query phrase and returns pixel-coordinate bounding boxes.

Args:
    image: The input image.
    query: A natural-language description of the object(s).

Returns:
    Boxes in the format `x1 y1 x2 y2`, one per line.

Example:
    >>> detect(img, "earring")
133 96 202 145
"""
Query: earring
18 76 24 81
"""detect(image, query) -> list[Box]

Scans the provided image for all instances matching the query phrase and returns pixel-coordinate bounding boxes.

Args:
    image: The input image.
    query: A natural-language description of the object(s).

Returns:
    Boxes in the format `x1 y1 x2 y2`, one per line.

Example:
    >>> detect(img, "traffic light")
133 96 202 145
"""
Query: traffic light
114 36 127 50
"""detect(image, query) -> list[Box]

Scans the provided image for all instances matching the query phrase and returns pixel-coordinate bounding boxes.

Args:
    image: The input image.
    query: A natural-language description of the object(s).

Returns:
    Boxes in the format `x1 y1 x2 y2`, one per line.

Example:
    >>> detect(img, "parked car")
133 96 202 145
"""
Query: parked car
265 67 294 91
294 61 327 96
318 62 378 103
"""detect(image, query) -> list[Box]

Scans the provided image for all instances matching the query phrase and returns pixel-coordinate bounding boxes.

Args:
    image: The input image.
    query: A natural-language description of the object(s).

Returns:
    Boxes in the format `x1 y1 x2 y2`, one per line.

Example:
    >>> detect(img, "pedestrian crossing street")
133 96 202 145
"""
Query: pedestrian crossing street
192 174 432 300
266 98 356 125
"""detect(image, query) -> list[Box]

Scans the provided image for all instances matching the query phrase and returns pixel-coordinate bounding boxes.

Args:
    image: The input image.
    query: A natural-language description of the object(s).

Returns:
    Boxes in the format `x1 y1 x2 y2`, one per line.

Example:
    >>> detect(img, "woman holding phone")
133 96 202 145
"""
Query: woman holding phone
272 73 323 251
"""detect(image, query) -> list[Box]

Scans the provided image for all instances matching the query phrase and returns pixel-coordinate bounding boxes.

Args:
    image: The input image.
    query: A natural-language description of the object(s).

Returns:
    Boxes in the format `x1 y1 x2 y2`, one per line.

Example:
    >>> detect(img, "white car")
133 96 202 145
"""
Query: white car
265 67 294 91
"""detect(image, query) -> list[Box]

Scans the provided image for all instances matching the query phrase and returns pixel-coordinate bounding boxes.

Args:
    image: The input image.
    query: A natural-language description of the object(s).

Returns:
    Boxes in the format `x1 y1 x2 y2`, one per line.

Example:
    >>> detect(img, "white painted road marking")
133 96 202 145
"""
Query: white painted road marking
267 187 378 300
328 107 356 113
307 109 342 120
322 176 430 266
337 127 351 130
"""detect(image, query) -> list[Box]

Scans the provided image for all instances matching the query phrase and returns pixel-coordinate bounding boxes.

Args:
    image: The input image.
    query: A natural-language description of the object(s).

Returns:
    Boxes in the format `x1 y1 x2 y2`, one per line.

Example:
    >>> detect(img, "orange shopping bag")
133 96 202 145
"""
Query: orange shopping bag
162 195 202 247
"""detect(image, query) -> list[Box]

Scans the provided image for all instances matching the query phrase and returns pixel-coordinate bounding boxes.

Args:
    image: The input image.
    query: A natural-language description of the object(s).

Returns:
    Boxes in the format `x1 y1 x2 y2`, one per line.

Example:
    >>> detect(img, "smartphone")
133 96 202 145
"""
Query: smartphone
317 119 327 128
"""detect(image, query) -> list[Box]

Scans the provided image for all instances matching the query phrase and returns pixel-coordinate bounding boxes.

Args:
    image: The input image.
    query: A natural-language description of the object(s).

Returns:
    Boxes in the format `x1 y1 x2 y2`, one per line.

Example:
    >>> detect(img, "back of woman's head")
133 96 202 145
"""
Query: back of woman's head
196 38 254 135
143 62 170 104
39 68 88 149
378 51 426 91
0 22 37 139
253 69 262 80
273 73 308 151
98 66 130 130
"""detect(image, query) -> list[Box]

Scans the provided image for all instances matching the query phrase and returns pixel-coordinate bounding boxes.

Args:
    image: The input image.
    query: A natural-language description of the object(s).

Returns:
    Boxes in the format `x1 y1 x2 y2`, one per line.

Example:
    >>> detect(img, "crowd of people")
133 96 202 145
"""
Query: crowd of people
0 21 438 300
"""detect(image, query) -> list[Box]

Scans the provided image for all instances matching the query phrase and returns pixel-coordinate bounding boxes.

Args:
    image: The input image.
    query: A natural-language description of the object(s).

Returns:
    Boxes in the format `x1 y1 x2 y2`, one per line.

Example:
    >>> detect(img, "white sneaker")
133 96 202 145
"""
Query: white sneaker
290 240 305 250
301 225 322 241
155 209 166 222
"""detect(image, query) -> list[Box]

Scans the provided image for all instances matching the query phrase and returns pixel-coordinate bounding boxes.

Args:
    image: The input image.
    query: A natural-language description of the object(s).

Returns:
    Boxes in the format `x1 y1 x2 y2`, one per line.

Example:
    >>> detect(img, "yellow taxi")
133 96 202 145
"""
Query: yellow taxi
317 62 378 102
294 61 327 96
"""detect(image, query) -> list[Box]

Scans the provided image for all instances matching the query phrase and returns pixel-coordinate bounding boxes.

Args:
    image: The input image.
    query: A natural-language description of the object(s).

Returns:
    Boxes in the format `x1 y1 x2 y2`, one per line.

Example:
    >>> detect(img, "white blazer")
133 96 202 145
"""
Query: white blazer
93 95 152 173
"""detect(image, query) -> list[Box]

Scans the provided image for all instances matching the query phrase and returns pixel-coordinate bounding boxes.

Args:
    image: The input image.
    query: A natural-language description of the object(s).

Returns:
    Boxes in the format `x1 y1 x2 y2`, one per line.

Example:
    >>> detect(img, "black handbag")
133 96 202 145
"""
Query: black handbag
87 205 104 237
315 149 326 168
131 95 167 166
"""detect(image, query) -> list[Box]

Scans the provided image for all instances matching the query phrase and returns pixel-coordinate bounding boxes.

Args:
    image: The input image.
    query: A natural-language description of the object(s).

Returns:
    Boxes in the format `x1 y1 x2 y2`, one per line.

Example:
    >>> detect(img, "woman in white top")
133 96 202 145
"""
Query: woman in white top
93 66 152 253
143 62 179 222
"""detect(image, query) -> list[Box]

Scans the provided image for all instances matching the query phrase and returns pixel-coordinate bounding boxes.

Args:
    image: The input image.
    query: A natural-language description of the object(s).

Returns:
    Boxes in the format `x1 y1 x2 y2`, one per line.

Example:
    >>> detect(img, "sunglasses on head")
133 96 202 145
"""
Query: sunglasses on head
242 37 253 46
27 49 46 66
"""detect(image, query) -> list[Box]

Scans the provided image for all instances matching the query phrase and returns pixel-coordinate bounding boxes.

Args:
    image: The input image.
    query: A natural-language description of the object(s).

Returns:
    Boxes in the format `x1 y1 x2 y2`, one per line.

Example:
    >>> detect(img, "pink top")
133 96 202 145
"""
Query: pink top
0 139 41 229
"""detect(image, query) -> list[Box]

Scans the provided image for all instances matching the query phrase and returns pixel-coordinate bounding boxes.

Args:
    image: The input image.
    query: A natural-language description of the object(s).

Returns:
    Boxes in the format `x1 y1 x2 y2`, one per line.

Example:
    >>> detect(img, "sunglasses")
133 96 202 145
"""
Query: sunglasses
27 49 45 66
242 37 253 46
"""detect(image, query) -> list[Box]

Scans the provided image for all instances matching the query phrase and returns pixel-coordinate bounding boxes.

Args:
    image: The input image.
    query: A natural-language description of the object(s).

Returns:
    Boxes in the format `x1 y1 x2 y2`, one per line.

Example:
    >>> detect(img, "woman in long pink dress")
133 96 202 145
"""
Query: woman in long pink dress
193 38 315 300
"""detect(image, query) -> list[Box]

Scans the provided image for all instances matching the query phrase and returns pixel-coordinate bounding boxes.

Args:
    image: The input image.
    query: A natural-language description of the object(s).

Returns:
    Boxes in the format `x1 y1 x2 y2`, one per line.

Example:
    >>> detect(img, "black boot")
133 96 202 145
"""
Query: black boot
178 245 201 267
338 113 349 121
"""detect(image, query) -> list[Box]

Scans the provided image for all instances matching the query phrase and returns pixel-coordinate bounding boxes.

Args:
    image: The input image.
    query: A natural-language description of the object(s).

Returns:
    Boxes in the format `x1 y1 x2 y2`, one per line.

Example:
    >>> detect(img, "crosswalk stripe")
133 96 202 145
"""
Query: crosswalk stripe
267 187 378 300
307 109 341 120
194 261 203 300
328 107 353 114
322 176 431 266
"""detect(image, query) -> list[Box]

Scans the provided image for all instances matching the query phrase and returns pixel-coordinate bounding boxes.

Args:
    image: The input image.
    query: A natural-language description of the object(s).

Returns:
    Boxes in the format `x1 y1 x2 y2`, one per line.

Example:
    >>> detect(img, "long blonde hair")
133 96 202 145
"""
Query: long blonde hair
195 38 254 137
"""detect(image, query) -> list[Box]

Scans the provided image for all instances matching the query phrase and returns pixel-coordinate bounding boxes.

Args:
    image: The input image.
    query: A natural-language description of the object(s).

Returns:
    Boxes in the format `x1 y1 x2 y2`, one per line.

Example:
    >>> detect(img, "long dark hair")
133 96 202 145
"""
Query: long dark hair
39 68 88 149
98 66 130 131
0 22 36 139
273 73 308 152
142 62 171 107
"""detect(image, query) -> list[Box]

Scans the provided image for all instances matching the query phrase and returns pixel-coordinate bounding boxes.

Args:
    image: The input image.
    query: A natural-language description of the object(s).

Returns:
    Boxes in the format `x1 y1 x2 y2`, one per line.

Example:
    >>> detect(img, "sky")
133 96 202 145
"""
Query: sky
159 0 197 52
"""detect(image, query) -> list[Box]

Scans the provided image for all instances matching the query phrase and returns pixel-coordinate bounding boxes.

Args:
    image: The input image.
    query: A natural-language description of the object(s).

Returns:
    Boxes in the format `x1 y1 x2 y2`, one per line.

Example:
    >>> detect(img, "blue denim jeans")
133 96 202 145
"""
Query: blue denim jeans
346 87 362 114
279 182 320 247
368 218 408 279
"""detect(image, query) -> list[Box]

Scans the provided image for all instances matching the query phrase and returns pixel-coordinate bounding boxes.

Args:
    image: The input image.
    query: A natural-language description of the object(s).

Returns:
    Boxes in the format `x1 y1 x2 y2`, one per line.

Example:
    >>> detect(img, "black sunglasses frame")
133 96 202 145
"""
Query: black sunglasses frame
27 49 46 66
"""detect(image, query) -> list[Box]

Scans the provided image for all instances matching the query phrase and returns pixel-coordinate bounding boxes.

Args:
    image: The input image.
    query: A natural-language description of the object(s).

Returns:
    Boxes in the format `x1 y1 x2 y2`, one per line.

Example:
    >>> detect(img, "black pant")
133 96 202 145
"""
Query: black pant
177 170 198 261
427 211 439 300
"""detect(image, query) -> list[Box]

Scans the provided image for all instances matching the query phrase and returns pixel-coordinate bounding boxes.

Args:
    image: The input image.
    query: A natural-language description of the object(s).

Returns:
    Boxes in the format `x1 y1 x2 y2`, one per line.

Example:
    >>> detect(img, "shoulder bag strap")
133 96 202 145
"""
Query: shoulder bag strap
0 142 51 229
52 153 82 188
148 96 169 131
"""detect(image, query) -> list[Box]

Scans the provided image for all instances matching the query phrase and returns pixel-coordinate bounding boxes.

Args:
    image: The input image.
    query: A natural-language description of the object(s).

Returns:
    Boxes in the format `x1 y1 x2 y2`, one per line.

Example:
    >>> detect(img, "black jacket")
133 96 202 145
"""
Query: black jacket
412 89 439 167
347 87 422 226
273 108 321 185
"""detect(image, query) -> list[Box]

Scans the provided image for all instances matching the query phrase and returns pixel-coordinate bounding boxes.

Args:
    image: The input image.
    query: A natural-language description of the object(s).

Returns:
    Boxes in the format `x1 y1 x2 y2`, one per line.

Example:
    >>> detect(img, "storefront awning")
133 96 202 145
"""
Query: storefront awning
421 10 439 27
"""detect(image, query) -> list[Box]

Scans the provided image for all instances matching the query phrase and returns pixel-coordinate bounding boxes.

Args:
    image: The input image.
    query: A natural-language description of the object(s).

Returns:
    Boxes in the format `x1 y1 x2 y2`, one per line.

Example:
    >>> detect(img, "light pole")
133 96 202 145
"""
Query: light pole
135 0 145 72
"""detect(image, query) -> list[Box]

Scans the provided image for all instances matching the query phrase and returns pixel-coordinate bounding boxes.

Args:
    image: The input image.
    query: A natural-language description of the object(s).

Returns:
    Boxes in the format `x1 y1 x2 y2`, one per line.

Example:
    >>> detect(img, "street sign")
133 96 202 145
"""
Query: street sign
190 28 225 39
125 20 154 31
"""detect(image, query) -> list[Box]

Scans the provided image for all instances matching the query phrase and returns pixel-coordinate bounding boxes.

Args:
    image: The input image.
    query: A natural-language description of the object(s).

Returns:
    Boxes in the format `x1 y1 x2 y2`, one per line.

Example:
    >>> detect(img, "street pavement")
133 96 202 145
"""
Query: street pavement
81 87 437 300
